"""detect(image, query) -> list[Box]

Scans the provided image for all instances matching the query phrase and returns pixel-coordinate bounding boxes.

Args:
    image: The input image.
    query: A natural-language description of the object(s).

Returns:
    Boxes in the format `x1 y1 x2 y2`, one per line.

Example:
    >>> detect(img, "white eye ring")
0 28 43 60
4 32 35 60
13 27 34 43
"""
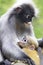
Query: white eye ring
22 37 27 43
26 15 30 18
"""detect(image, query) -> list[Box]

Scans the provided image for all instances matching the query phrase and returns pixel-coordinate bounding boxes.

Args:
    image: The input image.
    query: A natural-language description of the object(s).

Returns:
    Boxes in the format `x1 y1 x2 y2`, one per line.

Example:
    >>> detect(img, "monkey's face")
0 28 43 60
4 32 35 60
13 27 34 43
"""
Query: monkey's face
15 4 35 23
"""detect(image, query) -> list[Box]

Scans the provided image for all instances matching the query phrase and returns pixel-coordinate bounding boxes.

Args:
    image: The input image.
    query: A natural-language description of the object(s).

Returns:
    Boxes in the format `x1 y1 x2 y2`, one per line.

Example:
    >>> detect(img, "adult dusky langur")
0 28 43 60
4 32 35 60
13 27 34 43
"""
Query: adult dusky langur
0 0 42 65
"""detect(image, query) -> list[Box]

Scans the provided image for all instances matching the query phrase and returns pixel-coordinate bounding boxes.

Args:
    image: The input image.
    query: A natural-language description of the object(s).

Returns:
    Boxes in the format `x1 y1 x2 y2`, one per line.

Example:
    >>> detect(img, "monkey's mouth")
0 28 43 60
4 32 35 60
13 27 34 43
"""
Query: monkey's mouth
24 22 32 28
24 22 31 25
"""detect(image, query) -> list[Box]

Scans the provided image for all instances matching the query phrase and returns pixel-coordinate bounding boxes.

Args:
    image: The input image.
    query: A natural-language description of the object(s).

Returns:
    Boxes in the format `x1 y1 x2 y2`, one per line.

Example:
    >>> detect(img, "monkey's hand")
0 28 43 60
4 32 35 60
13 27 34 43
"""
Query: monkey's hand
18 41 27 48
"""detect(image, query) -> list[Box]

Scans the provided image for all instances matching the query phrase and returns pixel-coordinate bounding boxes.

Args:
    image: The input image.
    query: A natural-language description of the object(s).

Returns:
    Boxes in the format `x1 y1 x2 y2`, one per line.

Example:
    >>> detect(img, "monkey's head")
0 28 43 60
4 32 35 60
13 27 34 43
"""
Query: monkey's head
9 0 38 27
14 4 35 23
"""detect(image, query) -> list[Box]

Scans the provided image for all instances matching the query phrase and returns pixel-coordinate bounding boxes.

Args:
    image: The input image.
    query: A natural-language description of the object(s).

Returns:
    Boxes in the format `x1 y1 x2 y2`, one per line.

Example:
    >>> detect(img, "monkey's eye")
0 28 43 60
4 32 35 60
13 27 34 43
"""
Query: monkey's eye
24 14 33 22
26 15 32 22
22 37 27 43
26 15 30 19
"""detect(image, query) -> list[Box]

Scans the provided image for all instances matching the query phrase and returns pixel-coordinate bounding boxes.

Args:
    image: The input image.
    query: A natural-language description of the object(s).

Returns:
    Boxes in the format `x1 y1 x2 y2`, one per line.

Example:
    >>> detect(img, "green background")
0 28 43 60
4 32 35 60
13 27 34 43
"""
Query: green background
0 0 43 38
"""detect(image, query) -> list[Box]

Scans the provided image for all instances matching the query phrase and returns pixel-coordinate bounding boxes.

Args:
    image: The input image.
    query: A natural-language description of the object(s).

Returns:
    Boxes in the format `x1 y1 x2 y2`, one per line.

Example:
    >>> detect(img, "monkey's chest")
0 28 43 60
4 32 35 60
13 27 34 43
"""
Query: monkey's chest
16 27 32 41
16 24 32 41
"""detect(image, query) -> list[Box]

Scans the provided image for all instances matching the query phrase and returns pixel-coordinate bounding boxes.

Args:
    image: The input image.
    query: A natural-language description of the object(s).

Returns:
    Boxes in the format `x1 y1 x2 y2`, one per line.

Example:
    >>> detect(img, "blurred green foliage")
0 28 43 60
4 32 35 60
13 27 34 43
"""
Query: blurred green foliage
33 0 43 38
0 0 16 15
0 0 43 38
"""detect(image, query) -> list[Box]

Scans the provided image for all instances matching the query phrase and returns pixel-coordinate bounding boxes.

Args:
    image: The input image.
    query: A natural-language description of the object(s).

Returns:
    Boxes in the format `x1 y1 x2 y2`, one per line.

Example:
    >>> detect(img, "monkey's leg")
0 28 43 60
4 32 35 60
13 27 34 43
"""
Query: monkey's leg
37 38 43 48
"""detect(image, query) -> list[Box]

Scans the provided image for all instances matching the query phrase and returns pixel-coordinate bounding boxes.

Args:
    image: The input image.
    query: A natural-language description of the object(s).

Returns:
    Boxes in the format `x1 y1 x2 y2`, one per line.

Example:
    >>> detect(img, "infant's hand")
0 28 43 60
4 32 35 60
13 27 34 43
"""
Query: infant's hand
18 41 27 48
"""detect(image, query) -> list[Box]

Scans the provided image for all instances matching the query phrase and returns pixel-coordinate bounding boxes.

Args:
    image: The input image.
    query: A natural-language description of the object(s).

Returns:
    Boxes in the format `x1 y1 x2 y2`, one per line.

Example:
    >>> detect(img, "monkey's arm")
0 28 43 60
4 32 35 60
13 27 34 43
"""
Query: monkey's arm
2 42 35 65
1 35 35 65
37 38 43 48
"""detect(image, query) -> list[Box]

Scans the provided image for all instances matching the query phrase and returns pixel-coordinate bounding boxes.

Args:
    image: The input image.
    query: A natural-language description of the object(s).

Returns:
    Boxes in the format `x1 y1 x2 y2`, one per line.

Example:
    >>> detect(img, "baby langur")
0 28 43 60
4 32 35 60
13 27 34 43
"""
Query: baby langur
18 35 38 50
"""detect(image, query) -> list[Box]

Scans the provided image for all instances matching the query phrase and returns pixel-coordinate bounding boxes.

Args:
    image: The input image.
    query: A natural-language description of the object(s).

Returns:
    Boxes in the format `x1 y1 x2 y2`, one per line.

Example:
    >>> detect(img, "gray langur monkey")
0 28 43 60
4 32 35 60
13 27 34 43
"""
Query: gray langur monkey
0 0 41 65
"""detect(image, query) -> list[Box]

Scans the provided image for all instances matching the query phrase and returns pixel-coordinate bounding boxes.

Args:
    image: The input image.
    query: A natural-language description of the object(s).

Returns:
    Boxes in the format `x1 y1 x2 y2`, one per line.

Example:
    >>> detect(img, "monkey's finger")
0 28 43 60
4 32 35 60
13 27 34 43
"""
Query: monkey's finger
27 59 35 65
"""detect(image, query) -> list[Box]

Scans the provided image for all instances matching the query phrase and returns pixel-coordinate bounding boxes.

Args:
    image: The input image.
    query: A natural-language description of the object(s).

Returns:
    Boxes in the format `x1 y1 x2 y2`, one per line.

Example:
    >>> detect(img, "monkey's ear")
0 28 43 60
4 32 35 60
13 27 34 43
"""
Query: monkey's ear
15 7 22 14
